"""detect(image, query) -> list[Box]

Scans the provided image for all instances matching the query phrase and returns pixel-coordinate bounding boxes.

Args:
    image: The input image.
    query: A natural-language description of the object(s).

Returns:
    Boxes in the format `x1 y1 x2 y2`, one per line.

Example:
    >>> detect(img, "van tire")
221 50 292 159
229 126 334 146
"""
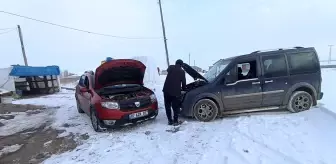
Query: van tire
193 99 219 122
287 91 313 113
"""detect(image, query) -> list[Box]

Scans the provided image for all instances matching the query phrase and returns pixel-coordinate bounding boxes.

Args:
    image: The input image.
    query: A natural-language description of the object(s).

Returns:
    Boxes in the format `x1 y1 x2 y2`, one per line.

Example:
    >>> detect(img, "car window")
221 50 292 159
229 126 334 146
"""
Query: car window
262 54 287 78
204 59 231 82
226 60 257 84
84 76 90 88
90 76 95 87
237 63 250 76
78 75 85 87
287 52 318 75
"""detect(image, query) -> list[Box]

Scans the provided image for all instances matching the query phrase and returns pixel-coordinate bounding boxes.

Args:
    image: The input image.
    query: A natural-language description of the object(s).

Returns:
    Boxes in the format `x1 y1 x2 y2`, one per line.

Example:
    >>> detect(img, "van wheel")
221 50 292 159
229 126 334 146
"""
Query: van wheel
90 108 105 132
76 99 84 113
193 99 219 122
287 91 313 113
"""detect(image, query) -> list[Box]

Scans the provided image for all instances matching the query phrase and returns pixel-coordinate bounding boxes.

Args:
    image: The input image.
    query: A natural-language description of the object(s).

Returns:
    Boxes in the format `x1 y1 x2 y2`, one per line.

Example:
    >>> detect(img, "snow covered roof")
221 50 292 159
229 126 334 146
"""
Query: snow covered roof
9 65 60 77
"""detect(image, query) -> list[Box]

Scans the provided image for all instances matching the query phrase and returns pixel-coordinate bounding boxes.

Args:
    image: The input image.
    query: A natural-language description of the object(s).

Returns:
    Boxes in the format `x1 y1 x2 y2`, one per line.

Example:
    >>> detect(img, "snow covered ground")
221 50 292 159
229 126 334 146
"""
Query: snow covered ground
5 69 336 164
0 144 23 157
0 110 52 136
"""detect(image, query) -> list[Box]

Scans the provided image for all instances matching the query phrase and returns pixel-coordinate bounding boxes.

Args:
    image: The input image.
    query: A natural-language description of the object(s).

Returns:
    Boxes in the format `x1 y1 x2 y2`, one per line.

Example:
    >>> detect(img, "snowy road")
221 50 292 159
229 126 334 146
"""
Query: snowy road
10 69 336 164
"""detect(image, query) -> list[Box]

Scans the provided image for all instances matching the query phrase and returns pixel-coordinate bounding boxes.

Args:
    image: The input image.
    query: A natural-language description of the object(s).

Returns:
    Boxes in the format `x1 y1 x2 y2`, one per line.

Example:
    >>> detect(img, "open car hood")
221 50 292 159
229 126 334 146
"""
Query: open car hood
95 59 146 89
181 63 208 82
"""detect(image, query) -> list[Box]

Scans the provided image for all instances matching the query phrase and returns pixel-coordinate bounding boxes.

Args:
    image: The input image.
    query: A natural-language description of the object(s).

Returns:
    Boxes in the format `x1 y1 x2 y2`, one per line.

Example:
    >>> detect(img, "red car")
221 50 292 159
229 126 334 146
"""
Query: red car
75 59 158 132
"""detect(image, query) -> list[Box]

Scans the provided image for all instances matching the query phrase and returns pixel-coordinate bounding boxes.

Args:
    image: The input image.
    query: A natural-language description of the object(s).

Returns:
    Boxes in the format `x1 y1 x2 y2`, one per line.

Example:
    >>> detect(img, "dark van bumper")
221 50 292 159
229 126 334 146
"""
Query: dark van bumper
318 92 324 100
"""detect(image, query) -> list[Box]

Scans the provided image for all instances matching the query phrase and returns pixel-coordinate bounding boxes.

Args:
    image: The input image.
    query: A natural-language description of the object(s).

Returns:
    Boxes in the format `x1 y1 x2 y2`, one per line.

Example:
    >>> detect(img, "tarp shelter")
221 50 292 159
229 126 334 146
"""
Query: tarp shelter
0 65 61 96
9 65 60 76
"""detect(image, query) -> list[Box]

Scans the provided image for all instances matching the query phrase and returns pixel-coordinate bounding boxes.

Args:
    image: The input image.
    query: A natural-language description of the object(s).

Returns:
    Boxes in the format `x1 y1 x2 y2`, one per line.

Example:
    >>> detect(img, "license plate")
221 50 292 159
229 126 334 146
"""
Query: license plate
129 111 148 119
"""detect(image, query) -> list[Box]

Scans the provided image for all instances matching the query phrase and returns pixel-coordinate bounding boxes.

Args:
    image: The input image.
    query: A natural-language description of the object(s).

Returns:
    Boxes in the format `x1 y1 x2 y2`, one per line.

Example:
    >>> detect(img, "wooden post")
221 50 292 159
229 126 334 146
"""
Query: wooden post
51 75 55 93
17 25 28 66
158 0 170 67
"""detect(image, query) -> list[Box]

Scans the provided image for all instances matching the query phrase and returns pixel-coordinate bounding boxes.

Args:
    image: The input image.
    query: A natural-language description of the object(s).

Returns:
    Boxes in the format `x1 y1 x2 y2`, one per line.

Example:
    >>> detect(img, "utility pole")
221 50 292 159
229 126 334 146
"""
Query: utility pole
17 25 28 66
328 45 333 64
194 60 195 66
189 53 190 65
158 0 170 67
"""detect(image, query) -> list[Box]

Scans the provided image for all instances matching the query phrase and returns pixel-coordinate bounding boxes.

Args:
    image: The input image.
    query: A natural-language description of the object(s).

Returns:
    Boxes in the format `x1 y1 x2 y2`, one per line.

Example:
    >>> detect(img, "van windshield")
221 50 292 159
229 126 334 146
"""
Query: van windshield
204 59 231 82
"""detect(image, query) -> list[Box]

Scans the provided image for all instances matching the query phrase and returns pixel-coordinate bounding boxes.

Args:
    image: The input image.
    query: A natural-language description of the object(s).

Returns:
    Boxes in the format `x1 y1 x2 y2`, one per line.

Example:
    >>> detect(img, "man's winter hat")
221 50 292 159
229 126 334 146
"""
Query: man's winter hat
175 59 183 65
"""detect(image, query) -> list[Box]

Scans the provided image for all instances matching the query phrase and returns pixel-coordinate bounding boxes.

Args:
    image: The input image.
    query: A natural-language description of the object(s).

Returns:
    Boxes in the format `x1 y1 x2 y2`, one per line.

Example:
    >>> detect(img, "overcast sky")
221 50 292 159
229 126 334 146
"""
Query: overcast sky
1 0 336 73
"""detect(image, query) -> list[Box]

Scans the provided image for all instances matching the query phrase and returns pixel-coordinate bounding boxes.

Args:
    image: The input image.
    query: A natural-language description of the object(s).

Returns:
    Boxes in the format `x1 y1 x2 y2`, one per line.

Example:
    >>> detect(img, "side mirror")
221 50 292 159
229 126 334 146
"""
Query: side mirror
80 87 88 93
225 75 235 84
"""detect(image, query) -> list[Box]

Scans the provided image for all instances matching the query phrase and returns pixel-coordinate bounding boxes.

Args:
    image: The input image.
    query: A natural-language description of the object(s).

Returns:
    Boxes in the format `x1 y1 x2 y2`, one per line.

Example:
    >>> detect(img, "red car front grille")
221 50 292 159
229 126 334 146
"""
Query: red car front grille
119 98 152 111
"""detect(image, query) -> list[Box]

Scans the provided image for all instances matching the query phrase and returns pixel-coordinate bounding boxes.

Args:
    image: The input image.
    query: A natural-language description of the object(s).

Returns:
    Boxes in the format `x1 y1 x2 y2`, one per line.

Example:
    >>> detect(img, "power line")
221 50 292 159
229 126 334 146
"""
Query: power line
0 28 16 35
0 27 15 30
0 10 162 40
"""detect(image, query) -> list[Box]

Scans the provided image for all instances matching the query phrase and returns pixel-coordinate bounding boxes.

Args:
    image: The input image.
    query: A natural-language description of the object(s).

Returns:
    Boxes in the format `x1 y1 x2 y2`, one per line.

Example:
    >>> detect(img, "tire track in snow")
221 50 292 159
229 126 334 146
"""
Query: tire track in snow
226 117 253 164
196 117 251 164
234 126 302 164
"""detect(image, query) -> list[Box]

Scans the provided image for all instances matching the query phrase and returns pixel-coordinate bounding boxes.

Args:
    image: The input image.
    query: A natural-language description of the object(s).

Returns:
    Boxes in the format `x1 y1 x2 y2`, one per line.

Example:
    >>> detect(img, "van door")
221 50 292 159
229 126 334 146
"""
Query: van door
260 53 289 107
221 56 263 110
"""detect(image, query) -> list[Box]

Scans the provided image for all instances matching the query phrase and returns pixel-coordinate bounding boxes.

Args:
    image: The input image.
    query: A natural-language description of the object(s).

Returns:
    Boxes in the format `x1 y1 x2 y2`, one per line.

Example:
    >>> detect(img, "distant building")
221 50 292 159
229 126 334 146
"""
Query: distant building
63 70 69 77
161 70 168 75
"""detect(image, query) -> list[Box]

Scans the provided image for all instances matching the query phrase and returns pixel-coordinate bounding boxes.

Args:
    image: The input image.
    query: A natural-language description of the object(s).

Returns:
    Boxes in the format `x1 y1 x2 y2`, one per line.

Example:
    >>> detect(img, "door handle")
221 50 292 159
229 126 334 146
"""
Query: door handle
265 80 273 83
252 81 260 85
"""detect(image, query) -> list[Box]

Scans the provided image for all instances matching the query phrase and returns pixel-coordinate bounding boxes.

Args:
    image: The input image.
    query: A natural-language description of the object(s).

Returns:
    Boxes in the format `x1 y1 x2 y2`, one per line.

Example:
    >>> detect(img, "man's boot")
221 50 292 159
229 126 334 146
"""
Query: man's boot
168 120 173 125
173 120 183 126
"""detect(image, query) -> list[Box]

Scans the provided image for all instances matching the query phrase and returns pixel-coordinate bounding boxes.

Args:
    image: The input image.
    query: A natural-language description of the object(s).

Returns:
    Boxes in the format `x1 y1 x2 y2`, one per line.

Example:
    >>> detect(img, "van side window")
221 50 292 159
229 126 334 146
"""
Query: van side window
262 54 287 78
238 60 257 80
287 52 318 75
226 60 257 83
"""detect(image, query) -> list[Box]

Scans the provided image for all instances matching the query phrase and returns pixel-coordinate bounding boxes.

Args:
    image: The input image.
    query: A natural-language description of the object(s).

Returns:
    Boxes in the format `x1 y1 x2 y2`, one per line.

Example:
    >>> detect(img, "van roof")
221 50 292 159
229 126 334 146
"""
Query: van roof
249 47 316 55
216 47 317 63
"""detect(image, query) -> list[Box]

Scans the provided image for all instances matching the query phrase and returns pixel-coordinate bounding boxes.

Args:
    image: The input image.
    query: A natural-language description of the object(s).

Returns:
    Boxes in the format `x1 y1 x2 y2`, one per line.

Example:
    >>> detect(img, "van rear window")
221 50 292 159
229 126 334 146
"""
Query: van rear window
287 52 319 75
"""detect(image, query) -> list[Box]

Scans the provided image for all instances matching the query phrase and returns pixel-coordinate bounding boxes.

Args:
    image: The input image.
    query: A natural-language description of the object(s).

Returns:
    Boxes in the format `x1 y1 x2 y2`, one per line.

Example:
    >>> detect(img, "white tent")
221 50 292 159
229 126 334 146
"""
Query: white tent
132 56 160 85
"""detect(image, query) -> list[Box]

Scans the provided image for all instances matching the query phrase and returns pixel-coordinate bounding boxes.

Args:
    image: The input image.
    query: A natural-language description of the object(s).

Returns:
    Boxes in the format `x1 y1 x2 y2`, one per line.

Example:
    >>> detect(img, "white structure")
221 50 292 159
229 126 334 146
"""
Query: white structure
0 67 15 92
0 66 61 95
132 56 160 84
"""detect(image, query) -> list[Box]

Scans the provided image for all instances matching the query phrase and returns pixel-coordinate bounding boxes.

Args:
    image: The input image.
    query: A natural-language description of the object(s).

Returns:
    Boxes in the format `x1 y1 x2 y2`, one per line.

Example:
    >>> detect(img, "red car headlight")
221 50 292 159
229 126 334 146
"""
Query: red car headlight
101 102 120 110
150 94 157 103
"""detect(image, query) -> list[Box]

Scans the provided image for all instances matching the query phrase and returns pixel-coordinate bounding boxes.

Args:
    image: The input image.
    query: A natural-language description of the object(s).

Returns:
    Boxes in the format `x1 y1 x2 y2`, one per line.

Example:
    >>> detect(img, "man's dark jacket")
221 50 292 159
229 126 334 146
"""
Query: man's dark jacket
163 65 186 97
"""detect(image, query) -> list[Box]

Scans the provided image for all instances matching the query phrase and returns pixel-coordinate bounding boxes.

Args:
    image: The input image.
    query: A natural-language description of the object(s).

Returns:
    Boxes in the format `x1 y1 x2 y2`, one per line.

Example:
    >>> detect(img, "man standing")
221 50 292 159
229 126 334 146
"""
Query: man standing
163 59 186 125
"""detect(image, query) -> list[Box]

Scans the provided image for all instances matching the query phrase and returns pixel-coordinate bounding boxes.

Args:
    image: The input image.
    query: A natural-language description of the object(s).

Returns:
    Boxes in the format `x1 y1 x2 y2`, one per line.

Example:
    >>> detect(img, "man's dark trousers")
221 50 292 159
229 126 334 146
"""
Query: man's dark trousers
163 92 180 123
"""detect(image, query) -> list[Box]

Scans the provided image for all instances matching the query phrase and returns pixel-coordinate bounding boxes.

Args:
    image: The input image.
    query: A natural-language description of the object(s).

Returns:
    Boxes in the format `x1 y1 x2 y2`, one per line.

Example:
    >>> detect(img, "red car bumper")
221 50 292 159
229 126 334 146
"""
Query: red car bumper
95 102 158 126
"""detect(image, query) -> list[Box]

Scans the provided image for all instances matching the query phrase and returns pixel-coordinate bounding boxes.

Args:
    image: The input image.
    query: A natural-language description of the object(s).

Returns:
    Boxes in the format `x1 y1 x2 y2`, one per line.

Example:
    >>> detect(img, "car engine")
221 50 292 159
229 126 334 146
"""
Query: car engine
102 90 151 101
179 80 208 103
184 80 207 92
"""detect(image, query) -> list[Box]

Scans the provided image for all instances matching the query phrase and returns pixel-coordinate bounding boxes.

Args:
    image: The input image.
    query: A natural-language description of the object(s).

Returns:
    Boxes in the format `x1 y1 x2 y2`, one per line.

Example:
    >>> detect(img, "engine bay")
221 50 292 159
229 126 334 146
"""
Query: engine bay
179 80 208 103
184 80 207 92
102 89 151 101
